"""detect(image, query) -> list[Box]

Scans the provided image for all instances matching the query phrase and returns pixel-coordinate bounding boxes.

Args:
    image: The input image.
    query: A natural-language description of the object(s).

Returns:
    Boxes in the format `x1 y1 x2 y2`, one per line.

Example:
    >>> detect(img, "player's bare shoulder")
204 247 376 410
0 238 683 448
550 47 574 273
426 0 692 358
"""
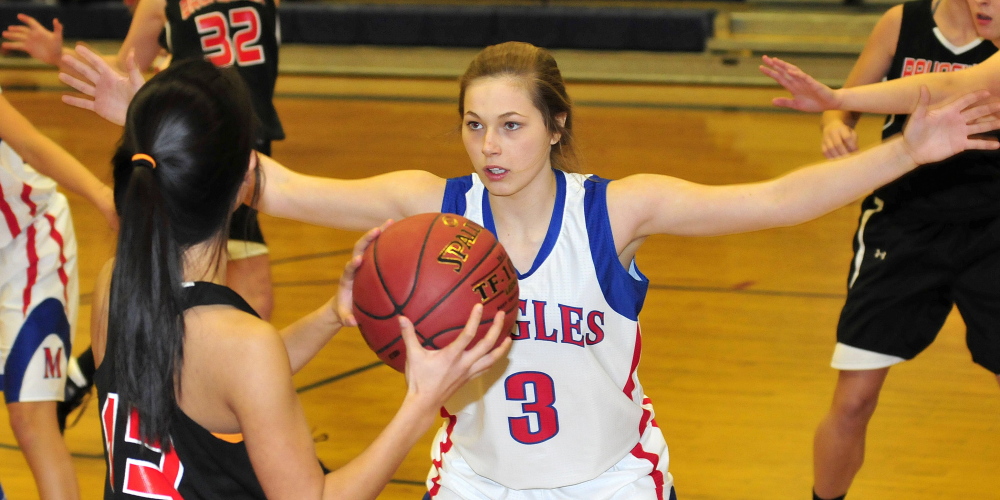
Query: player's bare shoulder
862 3 904 54
183 303 288 390
184 303 279 354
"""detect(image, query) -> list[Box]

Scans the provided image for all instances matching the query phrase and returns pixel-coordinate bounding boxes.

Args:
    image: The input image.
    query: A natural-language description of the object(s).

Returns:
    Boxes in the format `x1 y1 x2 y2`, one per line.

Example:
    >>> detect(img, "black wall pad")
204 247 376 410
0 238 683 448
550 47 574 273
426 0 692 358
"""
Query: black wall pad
280 4 716 52
0 2 131 40
281 4 360 45
424 6 495 48
0 2 716 53
630 9 719 52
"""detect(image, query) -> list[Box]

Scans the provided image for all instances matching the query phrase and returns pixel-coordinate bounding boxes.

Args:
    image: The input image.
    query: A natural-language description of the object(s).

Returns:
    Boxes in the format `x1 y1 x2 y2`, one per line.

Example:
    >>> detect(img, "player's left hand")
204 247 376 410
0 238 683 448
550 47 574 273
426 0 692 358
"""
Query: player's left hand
336 220 394 328
2 14 63 66
60 44 144 126
902 86 1000 164
821 119 859 159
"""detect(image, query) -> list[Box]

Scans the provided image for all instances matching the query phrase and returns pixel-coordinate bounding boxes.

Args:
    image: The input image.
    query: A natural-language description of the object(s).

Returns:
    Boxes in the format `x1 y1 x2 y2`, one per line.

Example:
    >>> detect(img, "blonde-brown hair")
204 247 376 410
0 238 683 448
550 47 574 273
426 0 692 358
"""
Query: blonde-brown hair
459 42 579 173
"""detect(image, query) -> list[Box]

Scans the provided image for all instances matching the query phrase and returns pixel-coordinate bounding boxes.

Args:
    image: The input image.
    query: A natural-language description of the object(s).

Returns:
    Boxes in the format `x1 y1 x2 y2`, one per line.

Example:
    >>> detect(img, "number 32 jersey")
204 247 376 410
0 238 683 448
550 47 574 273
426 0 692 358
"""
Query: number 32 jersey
163 0 284 142
437 170 667 490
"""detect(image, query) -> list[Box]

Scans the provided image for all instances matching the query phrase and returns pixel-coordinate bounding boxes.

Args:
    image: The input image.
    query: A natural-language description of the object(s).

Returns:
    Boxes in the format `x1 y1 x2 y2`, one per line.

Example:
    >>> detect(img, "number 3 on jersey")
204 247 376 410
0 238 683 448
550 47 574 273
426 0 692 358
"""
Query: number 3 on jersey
195 7 265 67
505 371 559 444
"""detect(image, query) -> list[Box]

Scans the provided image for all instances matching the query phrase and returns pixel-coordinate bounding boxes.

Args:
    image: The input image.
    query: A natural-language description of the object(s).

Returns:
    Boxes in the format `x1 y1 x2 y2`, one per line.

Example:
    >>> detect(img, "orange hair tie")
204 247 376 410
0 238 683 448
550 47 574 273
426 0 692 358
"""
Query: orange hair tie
131 153 157 170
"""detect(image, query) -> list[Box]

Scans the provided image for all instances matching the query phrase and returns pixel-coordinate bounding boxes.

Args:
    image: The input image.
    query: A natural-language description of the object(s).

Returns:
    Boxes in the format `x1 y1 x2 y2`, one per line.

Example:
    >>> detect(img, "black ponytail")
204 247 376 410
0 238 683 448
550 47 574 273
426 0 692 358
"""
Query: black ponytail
107 59 255 446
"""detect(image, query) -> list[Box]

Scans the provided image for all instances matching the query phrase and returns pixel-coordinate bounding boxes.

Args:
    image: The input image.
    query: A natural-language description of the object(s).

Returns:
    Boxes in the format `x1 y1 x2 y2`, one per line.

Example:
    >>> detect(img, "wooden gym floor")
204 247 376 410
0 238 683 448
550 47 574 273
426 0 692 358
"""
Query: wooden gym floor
0 70 997 499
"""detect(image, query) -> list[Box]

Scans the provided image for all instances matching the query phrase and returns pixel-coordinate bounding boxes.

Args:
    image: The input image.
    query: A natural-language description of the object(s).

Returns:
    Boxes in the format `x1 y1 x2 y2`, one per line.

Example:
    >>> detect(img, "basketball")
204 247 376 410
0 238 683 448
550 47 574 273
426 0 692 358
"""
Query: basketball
352 213 519 372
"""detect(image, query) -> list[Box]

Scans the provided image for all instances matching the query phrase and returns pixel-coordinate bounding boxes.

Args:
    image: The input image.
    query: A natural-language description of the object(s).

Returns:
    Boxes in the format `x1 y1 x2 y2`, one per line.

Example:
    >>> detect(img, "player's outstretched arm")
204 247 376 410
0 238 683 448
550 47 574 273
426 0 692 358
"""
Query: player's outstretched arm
2 14 65 67
616 87 1000 241
762 54 1000 115
0 95 116 229
278 222 390 373
257 154 445 232
60 44 144 126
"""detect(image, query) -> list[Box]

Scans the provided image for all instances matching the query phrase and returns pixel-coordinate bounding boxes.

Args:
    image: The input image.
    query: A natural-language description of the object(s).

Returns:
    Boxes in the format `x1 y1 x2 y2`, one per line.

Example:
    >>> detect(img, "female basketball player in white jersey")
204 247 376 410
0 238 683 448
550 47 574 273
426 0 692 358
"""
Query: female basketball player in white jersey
62 41 1000 499
1 87 115 500
86 58 510 499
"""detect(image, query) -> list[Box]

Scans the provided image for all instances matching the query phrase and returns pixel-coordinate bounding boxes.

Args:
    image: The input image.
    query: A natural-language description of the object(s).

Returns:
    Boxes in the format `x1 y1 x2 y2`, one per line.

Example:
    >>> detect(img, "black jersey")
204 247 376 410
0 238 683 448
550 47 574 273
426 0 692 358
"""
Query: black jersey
96 282 267 499
874 0 1000 219
162 0 284 142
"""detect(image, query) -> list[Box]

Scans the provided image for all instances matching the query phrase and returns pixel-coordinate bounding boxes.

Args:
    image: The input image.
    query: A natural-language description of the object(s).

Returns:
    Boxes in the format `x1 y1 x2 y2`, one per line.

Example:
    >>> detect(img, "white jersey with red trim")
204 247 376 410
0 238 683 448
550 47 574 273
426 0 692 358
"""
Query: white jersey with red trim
432 170 669 492
0 134 58 249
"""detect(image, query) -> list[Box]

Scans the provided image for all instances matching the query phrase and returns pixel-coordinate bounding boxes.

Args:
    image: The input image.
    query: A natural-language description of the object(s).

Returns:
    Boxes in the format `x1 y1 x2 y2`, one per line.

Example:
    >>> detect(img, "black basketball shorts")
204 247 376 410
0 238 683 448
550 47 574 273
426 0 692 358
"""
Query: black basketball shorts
836 196 1000 374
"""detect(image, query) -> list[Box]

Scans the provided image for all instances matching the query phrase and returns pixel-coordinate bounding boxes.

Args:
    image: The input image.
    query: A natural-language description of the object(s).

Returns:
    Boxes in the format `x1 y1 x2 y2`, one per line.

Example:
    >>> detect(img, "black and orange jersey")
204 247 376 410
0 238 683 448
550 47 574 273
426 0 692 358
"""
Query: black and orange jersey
96 282 267 499
162 0 284 142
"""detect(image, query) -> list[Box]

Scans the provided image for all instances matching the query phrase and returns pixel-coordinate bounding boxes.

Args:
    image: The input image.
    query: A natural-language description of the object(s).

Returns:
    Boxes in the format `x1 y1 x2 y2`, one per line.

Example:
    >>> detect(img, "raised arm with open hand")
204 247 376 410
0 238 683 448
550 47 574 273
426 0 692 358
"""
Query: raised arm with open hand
761 53 1000 116
60 44 144 126
900 86 1000 164
2 14 63 66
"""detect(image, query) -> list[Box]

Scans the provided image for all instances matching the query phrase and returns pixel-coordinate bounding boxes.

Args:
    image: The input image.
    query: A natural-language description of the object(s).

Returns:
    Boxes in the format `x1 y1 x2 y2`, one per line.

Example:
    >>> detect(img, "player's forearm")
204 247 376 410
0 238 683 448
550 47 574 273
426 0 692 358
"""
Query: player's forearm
838 71 972 115
321 395 437 500
279 300 342 374
765 137 916 226
21 133 112 210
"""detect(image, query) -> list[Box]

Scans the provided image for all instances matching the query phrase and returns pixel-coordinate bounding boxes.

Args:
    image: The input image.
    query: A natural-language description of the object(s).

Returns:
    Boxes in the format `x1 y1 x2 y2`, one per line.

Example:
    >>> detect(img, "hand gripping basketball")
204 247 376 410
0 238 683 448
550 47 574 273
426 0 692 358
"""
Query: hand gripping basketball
352 213 520 372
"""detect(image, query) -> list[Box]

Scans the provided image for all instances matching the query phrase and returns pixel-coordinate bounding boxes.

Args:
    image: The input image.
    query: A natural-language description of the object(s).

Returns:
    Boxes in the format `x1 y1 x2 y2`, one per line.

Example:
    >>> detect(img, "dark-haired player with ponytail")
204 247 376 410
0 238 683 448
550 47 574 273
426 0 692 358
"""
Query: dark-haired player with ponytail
87 58 510 499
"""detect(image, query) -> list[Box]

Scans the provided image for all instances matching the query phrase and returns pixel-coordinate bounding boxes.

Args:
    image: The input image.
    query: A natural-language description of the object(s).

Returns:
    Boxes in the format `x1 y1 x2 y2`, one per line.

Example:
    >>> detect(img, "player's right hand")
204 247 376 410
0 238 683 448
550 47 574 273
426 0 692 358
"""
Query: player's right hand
901 86 1000 165
821 120 859 159
399 306 511 408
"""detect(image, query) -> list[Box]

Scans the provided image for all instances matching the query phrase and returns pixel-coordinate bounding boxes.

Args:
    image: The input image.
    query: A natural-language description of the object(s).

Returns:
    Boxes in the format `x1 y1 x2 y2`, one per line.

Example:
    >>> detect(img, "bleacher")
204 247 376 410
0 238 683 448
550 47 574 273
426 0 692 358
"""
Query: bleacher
0 0 894 86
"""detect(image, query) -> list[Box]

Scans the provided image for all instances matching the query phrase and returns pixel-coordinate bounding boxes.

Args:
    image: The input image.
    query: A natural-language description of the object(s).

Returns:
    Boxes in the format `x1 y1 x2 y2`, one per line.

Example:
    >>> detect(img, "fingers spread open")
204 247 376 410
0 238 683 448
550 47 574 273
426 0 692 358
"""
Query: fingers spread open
466 311 505 359
960 98 1000 124
965 137 1000 151
16 13 42 29
59 72 95 97
444 304 485 354
126 50 145 87
62 53 100 85
74 43 107 74
467 336 511 378
61 94 95 111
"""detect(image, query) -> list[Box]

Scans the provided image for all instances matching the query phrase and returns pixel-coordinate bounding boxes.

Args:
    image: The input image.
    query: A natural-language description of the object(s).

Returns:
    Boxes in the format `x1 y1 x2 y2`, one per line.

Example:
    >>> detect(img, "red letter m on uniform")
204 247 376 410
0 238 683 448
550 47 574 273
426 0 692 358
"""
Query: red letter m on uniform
44 347 63 379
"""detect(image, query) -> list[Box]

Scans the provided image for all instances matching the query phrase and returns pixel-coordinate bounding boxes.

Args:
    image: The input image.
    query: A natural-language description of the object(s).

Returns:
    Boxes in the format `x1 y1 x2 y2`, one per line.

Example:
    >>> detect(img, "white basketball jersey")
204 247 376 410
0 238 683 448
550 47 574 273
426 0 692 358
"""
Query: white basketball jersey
0 100 58 249
437 170 664 489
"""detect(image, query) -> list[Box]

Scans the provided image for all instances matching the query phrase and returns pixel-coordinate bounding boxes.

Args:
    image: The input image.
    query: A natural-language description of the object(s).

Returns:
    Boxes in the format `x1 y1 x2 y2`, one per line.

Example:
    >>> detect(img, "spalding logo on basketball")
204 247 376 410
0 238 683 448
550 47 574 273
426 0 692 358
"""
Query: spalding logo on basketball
352 213 519 372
